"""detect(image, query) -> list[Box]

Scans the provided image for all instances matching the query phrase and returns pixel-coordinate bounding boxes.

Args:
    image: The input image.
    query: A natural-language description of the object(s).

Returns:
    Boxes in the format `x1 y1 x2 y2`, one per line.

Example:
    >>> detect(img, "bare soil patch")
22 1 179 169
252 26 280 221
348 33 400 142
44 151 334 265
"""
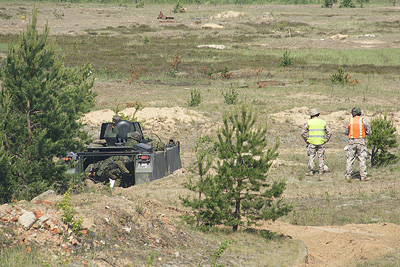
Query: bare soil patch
263 221 400 267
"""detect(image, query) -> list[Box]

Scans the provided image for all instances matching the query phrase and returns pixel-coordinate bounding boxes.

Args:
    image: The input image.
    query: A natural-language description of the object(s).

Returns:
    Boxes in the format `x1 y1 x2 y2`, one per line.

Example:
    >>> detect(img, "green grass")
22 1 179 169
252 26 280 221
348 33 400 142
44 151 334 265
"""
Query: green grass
285 191 400 226
356 250 400 266
0 42 8 52
45 34 400 83
0 245 44 267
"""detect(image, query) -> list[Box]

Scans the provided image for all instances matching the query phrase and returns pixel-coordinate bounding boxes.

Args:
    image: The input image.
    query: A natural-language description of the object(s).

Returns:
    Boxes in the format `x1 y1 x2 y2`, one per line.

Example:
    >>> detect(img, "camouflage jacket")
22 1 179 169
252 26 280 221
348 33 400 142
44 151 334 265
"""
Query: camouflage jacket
85 156 133 181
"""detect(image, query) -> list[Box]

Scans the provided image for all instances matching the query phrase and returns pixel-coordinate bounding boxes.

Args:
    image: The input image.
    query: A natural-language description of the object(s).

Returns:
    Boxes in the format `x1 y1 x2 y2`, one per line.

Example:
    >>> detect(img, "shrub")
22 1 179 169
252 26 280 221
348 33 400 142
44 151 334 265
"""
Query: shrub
126 65 142 84
222 88 239 105
172 2 185 13
220 66 232 79
56 187 83 234
367 115 398 167
339 0 355 7
322 0 334 7
330 67 359 85
188 89 201 107
330 67 349 85
206 65 216 79
279 50 293 67
171 55 182 72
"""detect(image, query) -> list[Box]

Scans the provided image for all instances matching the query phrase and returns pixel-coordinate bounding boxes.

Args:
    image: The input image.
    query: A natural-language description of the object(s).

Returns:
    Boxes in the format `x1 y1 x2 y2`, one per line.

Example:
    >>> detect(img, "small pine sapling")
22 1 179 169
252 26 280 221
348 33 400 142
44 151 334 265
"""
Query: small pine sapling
367 115 398 167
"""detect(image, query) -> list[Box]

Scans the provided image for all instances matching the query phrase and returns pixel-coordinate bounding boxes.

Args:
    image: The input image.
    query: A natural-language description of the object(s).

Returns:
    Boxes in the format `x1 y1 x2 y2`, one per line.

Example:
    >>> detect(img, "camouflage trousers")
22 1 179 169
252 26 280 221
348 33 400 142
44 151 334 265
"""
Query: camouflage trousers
345 143 368 179
307 144 326 173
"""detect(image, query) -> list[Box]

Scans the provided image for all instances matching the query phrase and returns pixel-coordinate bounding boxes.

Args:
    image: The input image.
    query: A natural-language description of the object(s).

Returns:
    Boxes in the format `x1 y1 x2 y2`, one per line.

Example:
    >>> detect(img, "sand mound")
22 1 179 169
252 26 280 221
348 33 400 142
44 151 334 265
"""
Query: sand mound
82 106 207 136
201 23 224 29
269 107 388 132
211 11 245 20
328 34 348 40
82 107 205 126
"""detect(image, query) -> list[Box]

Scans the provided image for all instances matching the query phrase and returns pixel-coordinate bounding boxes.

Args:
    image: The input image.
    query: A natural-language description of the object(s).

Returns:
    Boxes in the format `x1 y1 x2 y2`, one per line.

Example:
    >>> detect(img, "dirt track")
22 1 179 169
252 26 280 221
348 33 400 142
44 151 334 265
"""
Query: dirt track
262 221 400 266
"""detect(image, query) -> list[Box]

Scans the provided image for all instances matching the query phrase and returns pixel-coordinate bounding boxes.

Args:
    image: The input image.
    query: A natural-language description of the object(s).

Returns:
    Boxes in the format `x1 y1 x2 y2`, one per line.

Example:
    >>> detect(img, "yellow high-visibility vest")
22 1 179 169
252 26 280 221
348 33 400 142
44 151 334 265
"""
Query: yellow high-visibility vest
307 118 326 145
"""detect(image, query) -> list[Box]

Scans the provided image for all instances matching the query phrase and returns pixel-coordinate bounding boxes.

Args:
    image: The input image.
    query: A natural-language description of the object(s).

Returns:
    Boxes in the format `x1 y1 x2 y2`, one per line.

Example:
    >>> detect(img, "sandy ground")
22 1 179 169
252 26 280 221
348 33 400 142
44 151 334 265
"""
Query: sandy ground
263 221 400 266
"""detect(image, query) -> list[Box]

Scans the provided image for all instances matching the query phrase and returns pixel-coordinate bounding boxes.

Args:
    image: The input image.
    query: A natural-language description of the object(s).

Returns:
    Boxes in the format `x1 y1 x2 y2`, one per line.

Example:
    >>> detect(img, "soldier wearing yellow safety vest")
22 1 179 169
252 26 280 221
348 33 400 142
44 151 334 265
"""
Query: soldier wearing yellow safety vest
301 108 332 176
344 107 372 181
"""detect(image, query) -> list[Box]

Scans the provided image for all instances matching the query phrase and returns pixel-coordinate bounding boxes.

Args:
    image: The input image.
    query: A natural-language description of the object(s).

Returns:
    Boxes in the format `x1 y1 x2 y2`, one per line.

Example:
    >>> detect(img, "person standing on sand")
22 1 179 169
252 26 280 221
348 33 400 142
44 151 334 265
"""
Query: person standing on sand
344 107 372 181
301 108 332 176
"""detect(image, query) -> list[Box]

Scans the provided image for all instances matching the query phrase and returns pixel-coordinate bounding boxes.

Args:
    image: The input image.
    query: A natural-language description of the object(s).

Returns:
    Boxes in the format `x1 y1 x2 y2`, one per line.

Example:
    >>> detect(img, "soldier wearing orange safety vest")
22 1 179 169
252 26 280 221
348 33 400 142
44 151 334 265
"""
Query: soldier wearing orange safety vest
301 108 332 176
344 107 372 181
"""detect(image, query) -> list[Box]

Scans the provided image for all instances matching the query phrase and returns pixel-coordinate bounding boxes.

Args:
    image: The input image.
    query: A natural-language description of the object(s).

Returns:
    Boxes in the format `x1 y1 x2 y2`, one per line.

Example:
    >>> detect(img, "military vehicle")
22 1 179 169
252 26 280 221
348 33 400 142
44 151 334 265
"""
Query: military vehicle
67 120 181 187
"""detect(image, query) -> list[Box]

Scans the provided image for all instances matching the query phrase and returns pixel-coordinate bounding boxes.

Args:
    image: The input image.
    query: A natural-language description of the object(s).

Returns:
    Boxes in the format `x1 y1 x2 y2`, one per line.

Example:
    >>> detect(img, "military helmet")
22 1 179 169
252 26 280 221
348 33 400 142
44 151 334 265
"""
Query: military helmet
309 108 320 117
131 131 142 141
351 107 361 116
112 115 121 122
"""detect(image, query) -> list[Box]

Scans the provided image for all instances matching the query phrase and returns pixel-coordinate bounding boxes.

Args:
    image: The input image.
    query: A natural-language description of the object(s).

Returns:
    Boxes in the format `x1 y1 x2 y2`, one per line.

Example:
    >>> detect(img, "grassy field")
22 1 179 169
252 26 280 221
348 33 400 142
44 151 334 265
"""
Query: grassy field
0 1 400 266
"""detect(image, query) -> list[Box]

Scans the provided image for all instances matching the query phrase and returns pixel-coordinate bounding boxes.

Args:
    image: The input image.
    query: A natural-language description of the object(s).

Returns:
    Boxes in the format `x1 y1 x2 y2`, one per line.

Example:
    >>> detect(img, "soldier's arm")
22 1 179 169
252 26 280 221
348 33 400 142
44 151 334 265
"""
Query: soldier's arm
300 123 309 143
363 118 372 136
115 160 130 174
325 124 332 142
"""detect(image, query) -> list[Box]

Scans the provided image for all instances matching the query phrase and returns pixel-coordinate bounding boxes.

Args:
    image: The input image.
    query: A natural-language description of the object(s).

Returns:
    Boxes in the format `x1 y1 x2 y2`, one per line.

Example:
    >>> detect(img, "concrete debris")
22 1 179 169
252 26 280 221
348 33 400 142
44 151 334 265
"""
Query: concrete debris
357 34 376 38
197 44 226 50
258 80 282 87
258 80 305 88
123 225 132 233
1 192 192 266
18 211 36 230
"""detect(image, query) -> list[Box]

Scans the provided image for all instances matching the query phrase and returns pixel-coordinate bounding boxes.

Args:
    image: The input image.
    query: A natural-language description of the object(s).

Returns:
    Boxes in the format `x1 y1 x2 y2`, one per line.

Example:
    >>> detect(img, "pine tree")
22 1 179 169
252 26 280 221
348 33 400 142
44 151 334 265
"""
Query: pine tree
367 115 398 167
180 135 216 226
0 93 12 203
0 8 96 203
181 105 292 231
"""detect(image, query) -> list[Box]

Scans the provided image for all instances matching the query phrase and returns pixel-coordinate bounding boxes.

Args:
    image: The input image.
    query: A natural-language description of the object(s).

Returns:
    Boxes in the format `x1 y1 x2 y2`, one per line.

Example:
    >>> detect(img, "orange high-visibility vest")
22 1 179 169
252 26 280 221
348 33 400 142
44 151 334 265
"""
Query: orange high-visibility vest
348 117 365 139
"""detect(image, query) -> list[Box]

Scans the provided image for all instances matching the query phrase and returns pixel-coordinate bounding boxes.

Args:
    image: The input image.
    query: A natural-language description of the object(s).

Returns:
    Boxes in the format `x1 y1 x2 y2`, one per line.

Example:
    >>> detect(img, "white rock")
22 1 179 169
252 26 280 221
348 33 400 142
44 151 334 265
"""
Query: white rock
197 44 226 50
18 211 36 230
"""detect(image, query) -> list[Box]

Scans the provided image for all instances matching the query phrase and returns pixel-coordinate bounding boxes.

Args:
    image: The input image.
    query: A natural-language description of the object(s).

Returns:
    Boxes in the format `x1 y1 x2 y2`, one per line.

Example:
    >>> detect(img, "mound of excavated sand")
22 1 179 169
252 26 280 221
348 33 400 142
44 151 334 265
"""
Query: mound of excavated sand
328 34 348 40
269 107 386 132
201 23 224 29
211 11 245 20
390 111 400 133
81 106 207 135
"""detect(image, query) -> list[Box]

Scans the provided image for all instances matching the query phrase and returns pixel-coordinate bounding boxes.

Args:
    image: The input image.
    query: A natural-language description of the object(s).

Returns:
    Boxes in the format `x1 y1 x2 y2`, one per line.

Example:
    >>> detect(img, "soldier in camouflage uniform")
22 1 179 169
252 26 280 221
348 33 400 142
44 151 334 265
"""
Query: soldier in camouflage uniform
85 155 133 187
301 108 332 176
144 133 166 151
125 131 142 147
344 107 372 181
125 131 166 151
